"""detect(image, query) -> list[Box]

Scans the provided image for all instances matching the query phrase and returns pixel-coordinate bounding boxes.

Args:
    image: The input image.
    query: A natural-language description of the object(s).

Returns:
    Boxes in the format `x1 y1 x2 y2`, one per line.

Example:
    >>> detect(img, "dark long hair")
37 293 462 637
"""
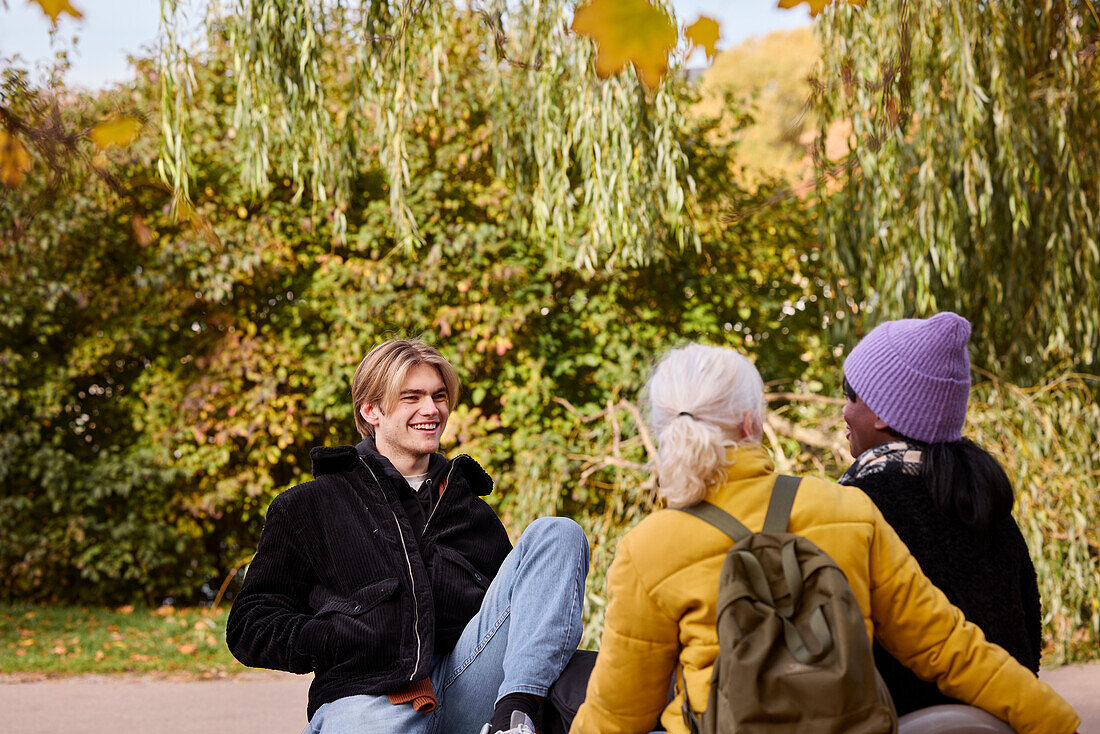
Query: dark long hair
922 438 1015 535
843 378 1015 534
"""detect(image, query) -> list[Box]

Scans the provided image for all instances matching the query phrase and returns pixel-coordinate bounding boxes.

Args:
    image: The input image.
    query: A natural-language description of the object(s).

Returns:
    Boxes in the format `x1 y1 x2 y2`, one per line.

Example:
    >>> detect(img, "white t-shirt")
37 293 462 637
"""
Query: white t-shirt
404 472 429 492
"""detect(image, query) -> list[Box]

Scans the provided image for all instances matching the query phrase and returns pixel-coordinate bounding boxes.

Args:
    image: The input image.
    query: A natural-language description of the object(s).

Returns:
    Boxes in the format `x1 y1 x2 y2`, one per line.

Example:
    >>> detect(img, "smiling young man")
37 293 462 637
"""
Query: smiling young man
227 339 590 734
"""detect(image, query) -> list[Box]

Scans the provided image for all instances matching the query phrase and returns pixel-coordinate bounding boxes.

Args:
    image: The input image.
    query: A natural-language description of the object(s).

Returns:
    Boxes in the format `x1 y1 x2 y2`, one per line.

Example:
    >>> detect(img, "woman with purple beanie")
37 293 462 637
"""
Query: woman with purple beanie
839 312 1042 715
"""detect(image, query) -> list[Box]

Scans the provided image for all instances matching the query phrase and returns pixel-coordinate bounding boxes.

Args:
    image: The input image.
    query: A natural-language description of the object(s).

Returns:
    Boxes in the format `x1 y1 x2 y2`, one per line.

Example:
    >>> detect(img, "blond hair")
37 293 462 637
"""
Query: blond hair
351 339 460 438
646 344 765 507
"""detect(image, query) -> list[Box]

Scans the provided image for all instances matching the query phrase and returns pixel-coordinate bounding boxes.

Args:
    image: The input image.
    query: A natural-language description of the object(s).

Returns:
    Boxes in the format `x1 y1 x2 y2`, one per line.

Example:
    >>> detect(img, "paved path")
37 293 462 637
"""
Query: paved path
1 664 1097 733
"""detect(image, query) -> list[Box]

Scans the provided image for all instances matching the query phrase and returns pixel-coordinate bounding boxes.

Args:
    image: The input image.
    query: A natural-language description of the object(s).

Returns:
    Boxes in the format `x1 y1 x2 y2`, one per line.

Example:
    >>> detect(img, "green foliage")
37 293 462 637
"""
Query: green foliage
3 6 1096 666
1 16 822 606
159 0 699 268
968 374 1100 663
814 0 1100 379
0 65 204 603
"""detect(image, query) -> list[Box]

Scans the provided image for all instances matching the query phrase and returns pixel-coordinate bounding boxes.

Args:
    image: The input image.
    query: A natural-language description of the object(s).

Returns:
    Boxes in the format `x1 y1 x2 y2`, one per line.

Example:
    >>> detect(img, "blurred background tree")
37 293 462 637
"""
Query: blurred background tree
1 0 1097 662
813 0 1100 380
159 0 701 269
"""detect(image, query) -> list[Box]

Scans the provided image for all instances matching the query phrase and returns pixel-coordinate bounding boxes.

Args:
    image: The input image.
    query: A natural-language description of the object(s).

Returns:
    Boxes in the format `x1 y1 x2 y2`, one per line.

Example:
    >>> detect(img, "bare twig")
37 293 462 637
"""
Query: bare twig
615 400 658 460
765 392 845 406
766 413 851 462
762 419 791 473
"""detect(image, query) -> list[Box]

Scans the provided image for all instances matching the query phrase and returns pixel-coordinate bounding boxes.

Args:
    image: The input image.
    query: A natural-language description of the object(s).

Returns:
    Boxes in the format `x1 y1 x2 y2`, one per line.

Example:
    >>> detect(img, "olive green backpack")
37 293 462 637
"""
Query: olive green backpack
676 476 897 734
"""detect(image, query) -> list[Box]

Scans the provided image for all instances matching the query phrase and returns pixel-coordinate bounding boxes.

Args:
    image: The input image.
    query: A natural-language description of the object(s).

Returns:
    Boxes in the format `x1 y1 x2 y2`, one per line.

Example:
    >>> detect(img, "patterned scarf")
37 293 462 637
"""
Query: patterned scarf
838 440 923 485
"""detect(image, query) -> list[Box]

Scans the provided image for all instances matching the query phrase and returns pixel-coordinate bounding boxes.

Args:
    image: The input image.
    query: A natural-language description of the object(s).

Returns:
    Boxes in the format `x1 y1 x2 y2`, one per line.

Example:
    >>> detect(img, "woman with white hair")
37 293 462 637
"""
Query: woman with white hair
569 343 1077 734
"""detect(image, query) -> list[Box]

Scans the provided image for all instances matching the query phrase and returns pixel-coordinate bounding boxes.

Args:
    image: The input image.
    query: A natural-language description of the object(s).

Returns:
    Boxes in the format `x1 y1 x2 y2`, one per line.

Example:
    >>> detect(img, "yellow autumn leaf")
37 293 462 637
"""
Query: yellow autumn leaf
685 17 721 60
0 129 33 187
29 0 83 25
89 116 141 150
777 0 864 17
571 0 677 90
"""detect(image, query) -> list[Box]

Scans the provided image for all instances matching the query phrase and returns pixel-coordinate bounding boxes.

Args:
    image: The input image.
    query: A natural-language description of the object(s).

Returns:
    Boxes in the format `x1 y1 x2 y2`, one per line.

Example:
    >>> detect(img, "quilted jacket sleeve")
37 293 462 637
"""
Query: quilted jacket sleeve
225 500 334 674
867 509 1079 734
570 535 681 734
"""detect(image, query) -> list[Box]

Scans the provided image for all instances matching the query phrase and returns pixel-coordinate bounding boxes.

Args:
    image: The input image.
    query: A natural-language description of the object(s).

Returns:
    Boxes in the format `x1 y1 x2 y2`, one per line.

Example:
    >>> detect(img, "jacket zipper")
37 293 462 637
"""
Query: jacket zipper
423 461 458 536
359 457 422 681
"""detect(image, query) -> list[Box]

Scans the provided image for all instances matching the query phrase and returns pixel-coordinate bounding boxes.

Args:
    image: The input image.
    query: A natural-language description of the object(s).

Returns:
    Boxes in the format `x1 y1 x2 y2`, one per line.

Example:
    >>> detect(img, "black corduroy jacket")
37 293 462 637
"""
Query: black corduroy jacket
845 468 1042 715
225 442 512 720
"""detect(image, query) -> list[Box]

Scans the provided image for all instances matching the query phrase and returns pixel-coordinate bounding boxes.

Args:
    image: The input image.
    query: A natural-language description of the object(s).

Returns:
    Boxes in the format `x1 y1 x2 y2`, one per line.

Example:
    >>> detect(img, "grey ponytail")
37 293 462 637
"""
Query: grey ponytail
646 344 765 508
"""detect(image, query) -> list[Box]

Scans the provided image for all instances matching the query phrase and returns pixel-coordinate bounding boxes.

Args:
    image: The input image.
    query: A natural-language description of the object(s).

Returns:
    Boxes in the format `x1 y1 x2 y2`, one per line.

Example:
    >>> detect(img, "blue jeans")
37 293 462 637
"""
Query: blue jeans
303 517 589 734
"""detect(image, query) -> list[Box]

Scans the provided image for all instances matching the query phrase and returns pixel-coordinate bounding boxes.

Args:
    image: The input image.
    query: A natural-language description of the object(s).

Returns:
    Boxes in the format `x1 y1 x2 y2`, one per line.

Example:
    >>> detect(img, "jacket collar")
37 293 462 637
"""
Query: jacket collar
309 444 360 476
308 438 494 496
701 443 778 518
720 443 775 480
354 436 450 485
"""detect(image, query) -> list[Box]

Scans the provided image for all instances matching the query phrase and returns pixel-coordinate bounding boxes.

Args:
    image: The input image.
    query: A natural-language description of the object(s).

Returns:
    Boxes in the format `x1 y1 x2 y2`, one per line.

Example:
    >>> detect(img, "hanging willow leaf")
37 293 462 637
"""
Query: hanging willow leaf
813 0 1099 379
157 0 699 270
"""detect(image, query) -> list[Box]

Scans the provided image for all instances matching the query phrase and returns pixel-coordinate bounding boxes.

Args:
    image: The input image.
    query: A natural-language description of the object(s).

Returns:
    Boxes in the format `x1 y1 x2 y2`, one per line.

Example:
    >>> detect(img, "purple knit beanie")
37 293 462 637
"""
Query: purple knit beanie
842 312 972 443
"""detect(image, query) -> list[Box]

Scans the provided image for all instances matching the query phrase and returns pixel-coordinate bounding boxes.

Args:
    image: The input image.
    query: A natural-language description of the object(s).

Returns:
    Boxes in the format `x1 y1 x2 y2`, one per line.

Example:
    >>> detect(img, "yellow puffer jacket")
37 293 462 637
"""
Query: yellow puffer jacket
570 445 1078 734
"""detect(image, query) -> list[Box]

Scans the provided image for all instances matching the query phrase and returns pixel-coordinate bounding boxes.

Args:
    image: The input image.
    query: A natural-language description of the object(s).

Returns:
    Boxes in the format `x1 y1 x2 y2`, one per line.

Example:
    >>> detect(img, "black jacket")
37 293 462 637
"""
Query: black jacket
225 441 513 720
846 468 1042 715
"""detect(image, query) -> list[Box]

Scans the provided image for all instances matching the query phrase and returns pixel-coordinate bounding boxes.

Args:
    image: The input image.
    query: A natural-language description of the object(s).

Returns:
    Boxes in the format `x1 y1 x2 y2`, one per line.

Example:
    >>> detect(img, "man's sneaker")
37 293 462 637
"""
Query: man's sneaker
477 710 538 734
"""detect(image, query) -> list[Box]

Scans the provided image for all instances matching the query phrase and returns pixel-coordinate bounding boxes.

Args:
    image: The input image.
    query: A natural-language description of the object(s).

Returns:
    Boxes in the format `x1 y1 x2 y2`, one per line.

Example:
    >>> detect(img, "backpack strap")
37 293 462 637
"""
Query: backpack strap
674 475 805 730
762 475 801 533
676 501 752 543
678 663 703 734
677 476 800 539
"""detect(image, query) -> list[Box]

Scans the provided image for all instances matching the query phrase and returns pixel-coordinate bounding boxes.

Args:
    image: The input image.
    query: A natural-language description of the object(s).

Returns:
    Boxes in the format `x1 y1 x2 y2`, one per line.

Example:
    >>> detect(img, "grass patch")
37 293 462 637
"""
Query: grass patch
0 604 247 676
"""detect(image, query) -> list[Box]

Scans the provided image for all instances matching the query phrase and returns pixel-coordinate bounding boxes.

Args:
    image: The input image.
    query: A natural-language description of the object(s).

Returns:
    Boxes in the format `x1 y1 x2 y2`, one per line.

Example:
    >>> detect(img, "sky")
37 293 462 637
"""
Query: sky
0 0 813 90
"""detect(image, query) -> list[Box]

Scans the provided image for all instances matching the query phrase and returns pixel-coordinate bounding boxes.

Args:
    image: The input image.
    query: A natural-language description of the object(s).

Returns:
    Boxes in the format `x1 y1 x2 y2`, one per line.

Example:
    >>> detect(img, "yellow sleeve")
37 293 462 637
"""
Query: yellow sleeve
868 511 1080 734
570 534 681 734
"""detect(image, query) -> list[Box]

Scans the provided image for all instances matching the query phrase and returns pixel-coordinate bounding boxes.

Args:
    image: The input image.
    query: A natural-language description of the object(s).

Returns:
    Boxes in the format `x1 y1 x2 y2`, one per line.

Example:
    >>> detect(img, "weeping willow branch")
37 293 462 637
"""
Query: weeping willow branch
157 0 699 269
814 0 1100 379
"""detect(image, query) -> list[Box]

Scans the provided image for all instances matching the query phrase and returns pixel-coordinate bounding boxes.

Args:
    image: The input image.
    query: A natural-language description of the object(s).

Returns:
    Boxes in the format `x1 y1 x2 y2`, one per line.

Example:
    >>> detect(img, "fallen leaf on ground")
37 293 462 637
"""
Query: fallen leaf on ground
177 644 197 655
